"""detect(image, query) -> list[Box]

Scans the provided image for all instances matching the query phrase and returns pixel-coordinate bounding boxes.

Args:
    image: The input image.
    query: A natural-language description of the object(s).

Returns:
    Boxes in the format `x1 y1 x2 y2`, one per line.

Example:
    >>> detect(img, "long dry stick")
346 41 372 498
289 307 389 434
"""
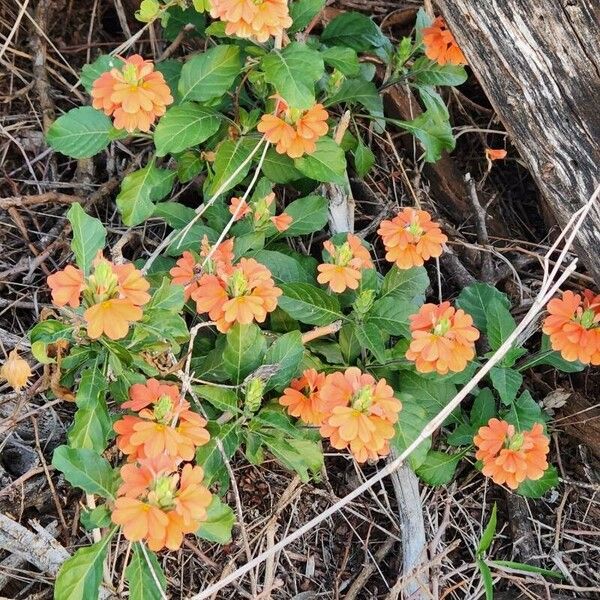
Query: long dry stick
186 186 599 600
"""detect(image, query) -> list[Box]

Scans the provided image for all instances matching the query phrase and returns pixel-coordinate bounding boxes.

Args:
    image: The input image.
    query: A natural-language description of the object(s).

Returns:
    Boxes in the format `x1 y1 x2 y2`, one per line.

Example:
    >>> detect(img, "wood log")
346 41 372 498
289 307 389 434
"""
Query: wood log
438 0 600 282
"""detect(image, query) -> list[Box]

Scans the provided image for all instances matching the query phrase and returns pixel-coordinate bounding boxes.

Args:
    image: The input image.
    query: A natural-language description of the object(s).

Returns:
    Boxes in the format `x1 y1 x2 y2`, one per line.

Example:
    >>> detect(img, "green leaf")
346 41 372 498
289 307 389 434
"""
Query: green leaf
116 162 176 226
279 283 343 326
391 395 432 469
477 503 497 555
489 559 563 579
339 323 360 363
47 107 113 159
195 385 241 413
261 148 304 183
505 391 543 431
179 45 241 103
249 250 313 284
264 331 304 391
281 195 329 236
125 544 167 600
520 336 585 373
66 203 106 275
477 558 494 600
456 283 511 332
30 320 73 346
80 55 123 93
55 529 116 600
68 368 111 452
517 465 558 498
154 103 221 156
289 0 325 34
196 496 235 543
321 46 360 77
380 266 429 301
416 450 460 486
223 324 267 384
176 151 204 183
294 137 346 182
486 298 516 350
395 109 455 163
410 57 468 87
166 223 218 256
163 6 205 41
366 298 416 337
206 137 257 196
146 278 185 312
152 202 196 228
321 12 390 54
489 367 522 406
195 422 241 489
353 142 375 176
261 42 324 110
155 59 183 103
52 446 116 499
398 371 458 422
325 79 384 124
80 505 112 530
261 434 323 482
355 322 386 363
470 388 496 428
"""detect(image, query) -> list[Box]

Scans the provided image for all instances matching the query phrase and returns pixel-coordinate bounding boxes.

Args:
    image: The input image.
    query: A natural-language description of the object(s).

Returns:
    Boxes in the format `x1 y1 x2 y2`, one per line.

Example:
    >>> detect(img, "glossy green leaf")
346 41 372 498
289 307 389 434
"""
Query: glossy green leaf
223 324 267 384
195 385 241 413
80 55 123 93
146 278 185 312
162 6 205 41
353 142 375 176
294 137 346 182
261 42 324 109
321 12 390 54
505 391 544 431
477 503 497 555
179 45 241 102
456 283 511 332
67 203 106 275
154 103 221 156
116 162 176 226
517 466 559 498
206 137 258 196
55 529 116 600
398 371 459 422
410 57 468 87
366 298 416 337
489 367 522 405
289 0 325 34
260 148 304 183
52 446 116 499
196 496 235 543
280 195 329 236
47 107 113 159
279 283 343 326
125 543 167 600
355 322 386 363
486 298 516 350
321 46 360 77
380 266 429 301
152 202 196 227
416 450 460 486
391 395 432 469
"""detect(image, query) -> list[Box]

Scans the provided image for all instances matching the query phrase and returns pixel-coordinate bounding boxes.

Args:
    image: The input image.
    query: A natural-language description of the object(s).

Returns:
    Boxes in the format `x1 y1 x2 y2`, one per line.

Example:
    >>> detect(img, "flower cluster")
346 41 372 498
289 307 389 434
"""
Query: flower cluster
112 379 212 550
406 302 480 374
543 290 600 364
474 418 549 490
47 254 150 340
229 192 293 233
378 208 447 269
258 98 329 158
209 0 292 43
170 238 281 333
280 367 402 463
91 55 173 132
317 234 373 293
422 17 467 66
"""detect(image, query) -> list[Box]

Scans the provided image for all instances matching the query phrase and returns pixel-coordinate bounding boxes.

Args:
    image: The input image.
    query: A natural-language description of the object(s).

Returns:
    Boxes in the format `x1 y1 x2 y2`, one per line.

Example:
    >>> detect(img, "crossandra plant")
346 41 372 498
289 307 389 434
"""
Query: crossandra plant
11 2 593 598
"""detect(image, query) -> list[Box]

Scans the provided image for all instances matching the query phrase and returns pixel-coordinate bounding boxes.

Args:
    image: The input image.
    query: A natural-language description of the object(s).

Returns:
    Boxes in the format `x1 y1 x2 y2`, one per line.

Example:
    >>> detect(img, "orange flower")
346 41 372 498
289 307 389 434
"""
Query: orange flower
191 257 282 333
279 369 326 426
170 251 200 301
1 349 32 391
47 265 85 307
319 367 401 463
114 379 210 461
112 457 212 551
209 0 292 43
317 234 373 293
486 148 507 161
406 302 479 374
258 103 329 158
474 419 550 490
542 290 600 364
84 299 143 340
200 235 235 276
378 208 447 269
422 16 467 66
229 196 252 220
91 55 173 132
270 212 292 232
113 263 151 306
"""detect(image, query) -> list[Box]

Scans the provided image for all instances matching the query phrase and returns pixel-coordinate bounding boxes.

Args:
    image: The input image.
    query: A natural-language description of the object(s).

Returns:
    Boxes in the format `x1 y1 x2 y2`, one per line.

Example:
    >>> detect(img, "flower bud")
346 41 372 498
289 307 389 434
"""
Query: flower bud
352 289 376 316
244 377 266 414
1 349 31 391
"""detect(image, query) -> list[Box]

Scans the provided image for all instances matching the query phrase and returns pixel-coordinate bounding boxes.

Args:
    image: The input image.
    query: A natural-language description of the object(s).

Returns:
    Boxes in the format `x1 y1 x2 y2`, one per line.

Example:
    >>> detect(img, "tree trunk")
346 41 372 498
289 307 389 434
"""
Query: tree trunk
438 0 600 282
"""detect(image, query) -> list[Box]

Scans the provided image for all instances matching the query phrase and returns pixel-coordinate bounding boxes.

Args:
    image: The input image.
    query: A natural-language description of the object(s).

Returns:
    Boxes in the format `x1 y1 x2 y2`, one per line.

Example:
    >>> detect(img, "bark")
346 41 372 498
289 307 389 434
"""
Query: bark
438 0 600 282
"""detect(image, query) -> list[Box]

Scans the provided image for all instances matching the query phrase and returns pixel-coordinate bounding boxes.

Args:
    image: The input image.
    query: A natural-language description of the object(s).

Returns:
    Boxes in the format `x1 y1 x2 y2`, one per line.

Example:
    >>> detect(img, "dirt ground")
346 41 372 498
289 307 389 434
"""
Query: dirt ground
1 1 599 598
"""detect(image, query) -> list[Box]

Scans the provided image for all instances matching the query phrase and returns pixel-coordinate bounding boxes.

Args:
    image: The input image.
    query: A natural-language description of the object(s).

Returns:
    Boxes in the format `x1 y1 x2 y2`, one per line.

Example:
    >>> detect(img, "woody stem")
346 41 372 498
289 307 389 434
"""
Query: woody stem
301 320 343 344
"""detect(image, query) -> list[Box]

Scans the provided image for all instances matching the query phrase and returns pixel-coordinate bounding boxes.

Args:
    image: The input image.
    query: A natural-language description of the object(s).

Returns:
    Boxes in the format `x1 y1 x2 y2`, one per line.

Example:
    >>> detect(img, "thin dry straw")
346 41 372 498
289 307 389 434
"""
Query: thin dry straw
186 185 599 600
